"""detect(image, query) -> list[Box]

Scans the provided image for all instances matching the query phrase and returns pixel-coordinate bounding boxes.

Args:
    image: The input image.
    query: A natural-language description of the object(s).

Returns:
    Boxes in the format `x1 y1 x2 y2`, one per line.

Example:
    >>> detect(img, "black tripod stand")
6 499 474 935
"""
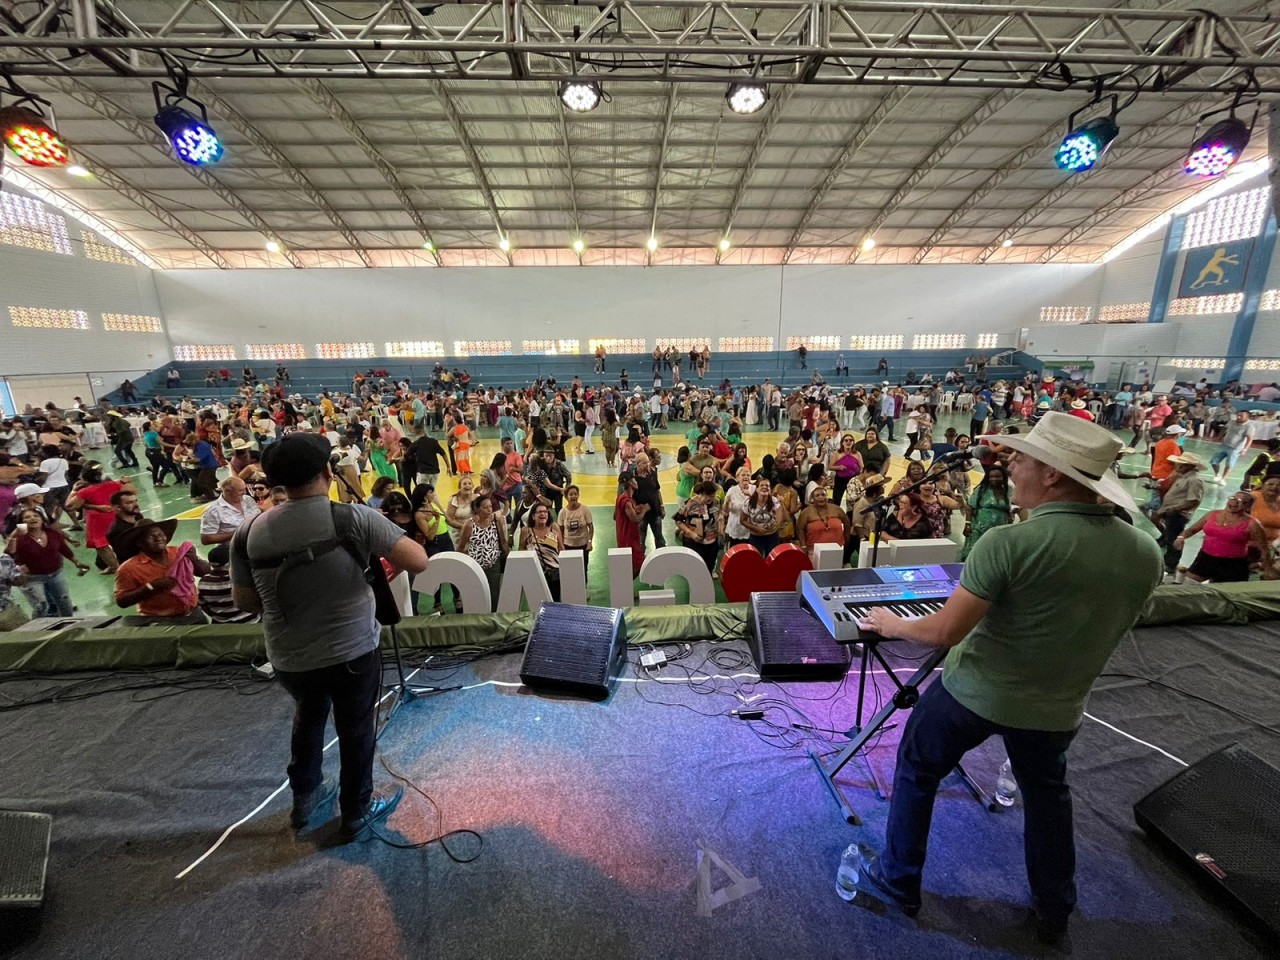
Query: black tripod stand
809 454 995 823
331 465 458 728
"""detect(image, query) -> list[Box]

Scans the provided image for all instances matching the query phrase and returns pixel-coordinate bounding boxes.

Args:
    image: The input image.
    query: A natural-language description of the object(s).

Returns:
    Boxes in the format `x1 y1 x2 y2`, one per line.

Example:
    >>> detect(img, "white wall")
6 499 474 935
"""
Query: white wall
154 261 1101 352
0 187 169 395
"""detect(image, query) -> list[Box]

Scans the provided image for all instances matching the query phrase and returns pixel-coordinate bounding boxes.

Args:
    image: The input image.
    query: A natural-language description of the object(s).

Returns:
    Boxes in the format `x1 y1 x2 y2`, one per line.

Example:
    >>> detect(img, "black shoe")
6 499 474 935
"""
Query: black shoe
339 787 403 842
290 777 337 830
1033 912 1069 946
850 846 921 917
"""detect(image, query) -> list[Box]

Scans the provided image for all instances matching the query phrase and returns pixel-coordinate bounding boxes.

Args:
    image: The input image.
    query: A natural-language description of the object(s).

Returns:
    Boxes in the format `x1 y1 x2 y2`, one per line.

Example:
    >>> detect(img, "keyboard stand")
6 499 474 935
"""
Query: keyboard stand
809 642 997 824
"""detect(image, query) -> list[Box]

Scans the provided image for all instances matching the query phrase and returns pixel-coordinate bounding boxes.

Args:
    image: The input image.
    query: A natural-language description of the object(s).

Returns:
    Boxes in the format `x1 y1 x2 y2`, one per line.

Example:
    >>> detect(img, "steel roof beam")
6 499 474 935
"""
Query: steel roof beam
0 2 1271 91
647 86 678 263
297 78 444 265
434 81 510 258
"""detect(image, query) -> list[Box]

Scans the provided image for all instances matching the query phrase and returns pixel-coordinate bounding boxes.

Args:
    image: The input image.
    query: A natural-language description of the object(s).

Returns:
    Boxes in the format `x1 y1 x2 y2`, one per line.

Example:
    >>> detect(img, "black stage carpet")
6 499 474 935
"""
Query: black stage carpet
3 620 1278 960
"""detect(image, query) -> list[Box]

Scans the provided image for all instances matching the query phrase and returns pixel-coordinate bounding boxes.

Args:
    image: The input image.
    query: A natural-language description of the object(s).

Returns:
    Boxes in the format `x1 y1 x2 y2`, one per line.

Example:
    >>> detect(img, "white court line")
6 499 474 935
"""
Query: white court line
174 667 421 881
1084 711 1189 767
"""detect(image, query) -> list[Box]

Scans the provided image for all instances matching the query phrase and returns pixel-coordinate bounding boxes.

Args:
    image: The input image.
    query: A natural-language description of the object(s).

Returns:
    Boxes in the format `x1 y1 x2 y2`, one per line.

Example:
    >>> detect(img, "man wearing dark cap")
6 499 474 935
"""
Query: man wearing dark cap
231 432 428 841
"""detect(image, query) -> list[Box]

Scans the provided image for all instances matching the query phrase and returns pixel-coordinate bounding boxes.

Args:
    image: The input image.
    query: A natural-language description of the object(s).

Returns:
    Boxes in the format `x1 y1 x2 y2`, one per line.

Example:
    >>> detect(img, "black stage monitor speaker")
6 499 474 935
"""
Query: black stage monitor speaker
1134 743 1280 939
0 811 52 908
748 591 850 681
519 603 628 700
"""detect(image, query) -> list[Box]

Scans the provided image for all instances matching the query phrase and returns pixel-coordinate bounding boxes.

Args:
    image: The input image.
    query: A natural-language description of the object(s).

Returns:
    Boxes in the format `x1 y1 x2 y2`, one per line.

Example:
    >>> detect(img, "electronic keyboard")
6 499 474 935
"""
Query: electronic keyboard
798 564 963 644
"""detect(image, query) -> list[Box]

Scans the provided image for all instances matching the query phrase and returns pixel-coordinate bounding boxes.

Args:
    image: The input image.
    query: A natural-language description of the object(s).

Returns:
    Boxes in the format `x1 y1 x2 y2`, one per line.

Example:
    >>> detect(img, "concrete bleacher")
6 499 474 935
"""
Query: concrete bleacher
102 350 1039 406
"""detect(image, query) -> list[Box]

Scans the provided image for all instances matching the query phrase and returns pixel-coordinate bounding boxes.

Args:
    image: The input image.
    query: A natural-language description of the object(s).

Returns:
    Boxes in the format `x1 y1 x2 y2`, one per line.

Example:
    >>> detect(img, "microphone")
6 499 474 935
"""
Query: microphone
935 442 1000 467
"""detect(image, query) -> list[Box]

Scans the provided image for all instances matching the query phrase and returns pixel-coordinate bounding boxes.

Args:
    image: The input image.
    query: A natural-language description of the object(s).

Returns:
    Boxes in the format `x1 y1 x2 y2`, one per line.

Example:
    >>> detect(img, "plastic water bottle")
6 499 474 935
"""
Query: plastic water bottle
995 758 1018 807
836 843 860 901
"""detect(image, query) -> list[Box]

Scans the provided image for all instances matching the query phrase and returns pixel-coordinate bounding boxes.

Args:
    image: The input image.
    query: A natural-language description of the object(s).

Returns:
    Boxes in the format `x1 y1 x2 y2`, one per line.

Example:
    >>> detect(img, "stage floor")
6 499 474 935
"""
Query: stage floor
3 619 1278 960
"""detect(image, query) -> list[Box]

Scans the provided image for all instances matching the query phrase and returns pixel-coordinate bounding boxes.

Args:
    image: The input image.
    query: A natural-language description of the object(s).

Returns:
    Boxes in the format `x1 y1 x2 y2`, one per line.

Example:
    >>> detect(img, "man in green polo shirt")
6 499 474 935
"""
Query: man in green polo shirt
848 412 1161 944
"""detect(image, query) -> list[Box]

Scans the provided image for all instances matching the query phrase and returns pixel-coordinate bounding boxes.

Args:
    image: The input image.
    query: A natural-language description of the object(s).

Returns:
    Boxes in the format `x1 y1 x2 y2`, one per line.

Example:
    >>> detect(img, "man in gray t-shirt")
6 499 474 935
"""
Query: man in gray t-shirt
1209 410 1255 484
231 433 427 840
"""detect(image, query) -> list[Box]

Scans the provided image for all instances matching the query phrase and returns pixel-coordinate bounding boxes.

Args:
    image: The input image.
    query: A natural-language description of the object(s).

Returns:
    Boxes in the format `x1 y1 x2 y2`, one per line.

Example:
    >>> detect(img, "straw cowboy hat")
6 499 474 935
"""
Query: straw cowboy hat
230 437 253 450
1070 399 1088 410
988 411 1138 511
1166 452 1207 470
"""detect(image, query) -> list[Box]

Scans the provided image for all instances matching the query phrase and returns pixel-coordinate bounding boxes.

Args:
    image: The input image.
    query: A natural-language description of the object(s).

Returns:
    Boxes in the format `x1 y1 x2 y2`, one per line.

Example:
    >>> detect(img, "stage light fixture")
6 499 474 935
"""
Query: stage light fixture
1054 98 1120 174
499 236 511 253
153 69 224 166
1002 238 1014 248
559 79 602 113
1184 116 1252 178
66 164 90 177
572 238 585 255
0 102 70 168
861 237 876 251
265 239 281 253
726 82 769 115
646 235 658 253
718 238 731 253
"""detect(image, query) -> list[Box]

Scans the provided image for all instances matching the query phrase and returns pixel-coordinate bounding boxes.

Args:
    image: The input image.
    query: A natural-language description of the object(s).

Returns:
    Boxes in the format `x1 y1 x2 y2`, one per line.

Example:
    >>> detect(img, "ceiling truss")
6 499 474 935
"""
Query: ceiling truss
0 2 1268 91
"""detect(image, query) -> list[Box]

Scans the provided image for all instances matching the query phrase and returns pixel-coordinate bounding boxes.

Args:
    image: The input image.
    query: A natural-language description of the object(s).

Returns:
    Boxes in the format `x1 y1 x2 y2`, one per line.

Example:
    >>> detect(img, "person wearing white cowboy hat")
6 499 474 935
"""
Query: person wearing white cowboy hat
843 412 1162 944
1067 399 1095 422
1155 452 1207 577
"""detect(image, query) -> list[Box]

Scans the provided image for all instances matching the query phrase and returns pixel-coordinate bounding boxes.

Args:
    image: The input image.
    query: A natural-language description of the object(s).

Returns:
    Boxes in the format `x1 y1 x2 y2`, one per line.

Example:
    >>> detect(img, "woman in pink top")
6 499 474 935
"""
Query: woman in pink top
1174 491 1274 583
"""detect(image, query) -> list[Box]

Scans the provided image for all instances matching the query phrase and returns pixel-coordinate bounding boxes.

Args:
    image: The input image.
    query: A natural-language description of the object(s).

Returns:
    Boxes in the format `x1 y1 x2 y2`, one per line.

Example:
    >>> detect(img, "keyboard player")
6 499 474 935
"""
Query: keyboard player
842 413 1161 946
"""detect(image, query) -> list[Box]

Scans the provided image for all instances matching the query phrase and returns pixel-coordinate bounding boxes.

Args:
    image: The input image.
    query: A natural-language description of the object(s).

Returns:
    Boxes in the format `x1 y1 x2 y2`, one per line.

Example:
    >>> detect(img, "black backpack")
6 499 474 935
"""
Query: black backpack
232 501 402 626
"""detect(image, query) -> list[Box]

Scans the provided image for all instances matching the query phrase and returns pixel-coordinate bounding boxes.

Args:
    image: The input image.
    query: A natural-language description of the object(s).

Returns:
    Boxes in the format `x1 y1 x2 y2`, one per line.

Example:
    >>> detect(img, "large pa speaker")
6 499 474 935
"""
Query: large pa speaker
519 603 628 700
0 811 52 908
747 591 850 681
1134 743 1280 938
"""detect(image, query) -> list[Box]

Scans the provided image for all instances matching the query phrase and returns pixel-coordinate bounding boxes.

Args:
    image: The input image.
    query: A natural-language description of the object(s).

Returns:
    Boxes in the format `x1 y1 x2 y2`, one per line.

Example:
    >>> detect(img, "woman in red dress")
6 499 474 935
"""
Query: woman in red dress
614 473 650 577
66 463 133 574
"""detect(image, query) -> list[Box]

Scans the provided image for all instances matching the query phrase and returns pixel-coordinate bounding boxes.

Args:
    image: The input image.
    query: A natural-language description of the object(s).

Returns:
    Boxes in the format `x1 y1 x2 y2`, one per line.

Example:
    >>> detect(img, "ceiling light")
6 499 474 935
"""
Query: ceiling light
0 104 70 168
66 164 91 177
861 237 876 251
725 82 769 115
499 236 511 253
646 235 658 253
1055 115 1119 173
572 238 585 255
153 70 224 166
1002 238 1014 248
559 79 602 113
155 104 223 165
265 239 281 253
1184 116 1251 178
422 240 434 252
718 238 731 253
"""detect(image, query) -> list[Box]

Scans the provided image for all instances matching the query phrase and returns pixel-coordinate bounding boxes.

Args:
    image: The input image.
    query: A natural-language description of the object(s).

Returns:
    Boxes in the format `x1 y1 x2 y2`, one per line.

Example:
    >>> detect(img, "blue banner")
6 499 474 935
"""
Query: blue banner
1179 238 1253 298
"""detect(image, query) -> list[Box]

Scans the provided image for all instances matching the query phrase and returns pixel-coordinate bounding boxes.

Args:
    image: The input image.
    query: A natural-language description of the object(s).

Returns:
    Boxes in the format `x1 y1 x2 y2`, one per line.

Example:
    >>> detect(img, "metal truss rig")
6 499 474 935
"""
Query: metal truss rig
0 1 1275 92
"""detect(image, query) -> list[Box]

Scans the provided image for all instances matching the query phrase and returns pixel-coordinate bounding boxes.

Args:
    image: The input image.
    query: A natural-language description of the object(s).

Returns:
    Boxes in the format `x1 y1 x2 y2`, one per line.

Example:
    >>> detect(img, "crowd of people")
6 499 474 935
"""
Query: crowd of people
1 363 1276 629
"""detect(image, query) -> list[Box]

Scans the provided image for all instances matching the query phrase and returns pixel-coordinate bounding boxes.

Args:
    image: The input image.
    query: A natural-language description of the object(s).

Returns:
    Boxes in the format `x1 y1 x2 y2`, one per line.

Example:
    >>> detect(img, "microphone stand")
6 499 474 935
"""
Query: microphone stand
333 462 456 730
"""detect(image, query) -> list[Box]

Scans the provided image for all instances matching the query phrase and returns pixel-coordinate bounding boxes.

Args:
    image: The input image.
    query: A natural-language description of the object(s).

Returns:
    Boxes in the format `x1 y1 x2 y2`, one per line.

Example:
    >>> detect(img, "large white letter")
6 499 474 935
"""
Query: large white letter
811 543 844 571
637 546 716 605
495 551 552 613
412 553 491 613
557 549 588 605
607 548 635 608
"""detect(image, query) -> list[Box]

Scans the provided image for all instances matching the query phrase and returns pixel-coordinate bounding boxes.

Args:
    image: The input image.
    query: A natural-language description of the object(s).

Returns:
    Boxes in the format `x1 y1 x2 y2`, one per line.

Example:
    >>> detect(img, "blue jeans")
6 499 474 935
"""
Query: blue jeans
25 571 74 618
880 681 1080 923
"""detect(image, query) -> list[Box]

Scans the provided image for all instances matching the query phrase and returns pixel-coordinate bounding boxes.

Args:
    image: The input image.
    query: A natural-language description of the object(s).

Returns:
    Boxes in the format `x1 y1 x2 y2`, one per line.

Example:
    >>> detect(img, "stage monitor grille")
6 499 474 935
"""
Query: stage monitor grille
748 591 850 681
519 603 628 700
0 811 52 908
1134 742 1280 938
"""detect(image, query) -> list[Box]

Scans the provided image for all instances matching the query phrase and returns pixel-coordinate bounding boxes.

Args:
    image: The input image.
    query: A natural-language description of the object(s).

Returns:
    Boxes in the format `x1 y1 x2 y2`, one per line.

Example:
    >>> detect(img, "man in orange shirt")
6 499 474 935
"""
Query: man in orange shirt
115 519 210 624
1149 425 1186 482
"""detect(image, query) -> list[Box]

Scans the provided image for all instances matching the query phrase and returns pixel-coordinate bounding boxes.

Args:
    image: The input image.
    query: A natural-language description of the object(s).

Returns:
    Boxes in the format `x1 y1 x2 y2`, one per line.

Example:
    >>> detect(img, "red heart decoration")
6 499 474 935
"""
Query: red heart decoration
720 542 813 603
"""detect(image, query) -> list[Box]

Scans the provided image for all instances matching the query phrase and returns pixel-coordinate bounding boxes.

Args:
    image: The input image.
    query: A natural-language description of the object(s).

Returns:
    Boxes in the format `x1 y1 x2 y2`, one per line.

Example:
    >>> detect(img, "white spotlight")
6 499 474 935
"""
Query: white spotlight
646 235 658 253
66 164 91 177
499 236 511 253
559 79 603 113
861 237 876 251
265 239 281 253
572 238 586 255
1002 238 1014 248
726 82 769 115
718 238 731 253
